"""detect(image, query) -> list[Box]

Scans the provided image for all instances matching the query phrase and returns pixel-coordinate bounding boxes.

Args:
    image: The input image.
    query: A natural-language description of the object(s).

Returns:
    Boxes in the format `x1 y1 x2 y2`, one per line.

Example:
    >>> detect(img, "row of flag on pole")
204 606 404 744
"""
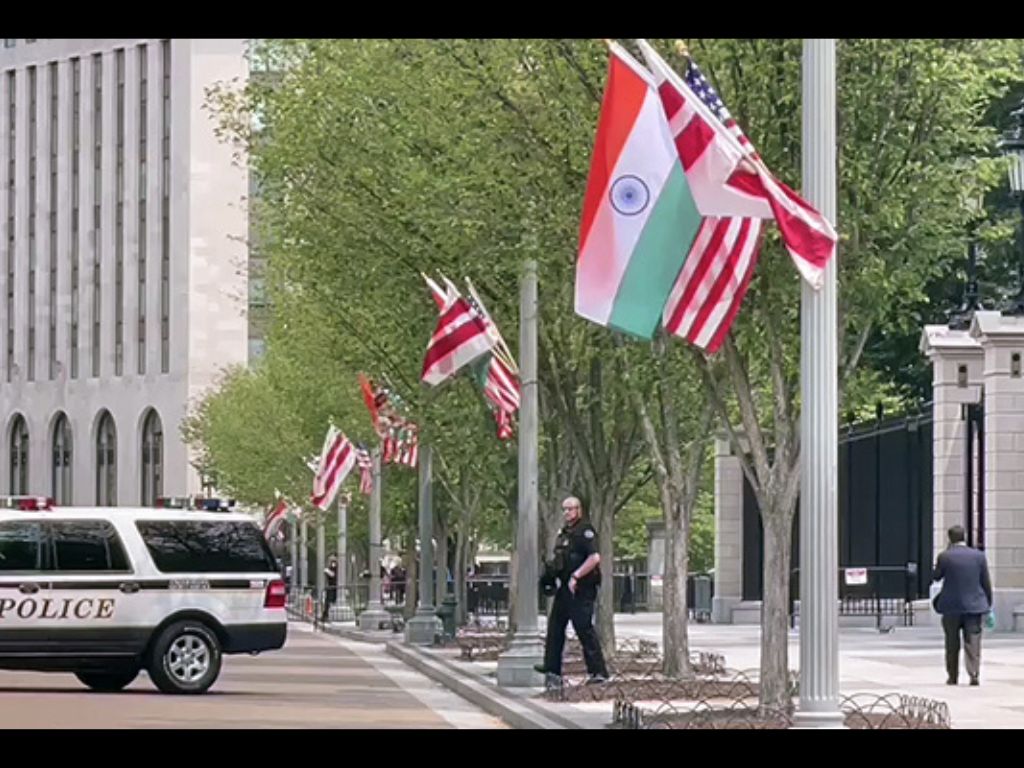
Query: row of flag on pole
269 39 814 537
575 39 837 353
265 373 425 534
420 274 521 439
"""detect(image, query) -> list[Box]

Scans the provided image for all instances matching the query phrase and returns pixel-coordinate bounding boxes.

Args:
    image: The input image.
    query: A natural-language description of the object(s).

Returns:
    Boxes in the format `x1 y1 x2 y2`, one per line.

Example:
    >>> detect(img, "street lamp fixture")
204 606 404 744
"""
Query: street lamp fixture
948 191 987 331
999 98 1024 315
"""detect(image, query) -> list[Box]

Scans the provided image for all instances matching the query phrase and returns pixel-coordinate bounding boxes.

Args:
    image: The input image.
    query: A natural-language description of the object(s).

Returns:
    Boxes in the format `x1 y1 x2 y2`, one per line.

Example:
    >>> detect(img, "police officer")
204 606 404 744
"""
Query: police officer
534 496 609 683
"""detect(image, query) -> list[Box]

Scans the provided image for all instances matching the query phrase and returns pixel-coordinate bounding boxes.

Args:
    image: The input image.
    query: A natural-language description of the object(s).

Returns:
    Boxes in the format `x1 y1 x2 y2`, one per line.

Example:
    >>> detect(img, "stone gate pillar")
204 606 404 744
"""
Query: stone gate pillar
970 311 1024 630
712 436 744 623
921 324 984 562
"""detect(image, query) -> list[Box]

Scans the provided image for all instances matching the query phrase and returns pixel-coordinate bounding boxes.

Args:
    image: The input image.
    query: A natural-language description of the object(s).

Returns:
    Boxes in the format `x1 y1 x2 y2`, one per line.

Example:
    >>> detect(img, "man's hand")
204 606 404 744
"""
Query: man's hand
568 574 578 594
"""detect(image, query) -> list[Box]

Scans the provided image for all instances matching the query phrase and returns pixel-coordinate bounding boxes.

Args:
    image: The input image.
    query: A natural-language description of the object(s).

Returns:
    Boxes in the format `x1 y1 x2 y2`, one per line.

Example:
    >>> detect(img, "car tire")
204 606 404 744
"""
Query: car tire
74 667 140 692
147 620 222 695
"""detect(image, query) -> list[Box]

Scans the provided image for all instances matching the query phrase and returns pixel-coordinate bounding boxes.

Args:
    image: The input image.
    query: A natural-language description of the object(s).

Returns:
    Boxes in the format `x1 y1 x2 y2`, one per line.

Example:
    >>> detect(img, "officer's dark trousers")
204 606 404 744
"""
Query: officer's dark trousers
543 585 608 677
942 613 982 682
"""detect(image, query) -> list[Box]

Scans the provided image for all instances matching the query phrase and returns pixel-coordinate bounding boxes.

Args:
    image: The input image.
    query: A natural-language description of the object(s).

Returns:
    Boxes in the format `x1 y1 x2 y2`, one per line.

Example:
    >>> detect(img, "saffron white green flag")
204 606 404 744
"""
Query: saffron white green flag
575 41 703 339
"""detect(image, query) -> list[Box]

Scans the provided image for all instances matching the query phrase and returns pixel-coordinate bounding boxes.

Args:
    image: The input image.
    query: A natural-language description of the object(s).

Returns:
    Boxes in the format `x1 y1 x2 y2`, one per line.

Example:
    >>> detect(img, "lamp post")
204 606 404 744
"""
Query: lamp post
998 99 1024 315
948 192 987 331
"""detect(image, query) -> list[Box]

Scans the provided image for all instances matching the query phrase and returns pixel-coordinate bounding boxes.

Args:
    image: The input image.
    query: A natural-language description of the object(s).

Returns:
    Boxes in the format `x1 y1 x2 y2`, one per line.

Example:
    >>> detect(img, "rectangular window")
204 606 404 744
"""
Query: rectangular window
135 521 278 574
138 45 147 374
91 53 101 378
114 49 124 376
70 58 80 378
5 72 13 383
27 67 36 382
0 521 44 572
50 521 131 572
48 62 57 380
160 40 170 373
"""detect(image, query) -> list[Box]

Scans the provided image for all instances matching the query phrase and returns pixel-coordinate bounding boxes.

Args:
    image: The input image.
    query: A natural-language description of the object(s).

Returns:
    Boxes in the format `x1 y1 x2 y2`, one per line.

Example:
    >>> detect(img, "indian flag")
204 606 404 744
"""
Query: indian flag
576 41 703 339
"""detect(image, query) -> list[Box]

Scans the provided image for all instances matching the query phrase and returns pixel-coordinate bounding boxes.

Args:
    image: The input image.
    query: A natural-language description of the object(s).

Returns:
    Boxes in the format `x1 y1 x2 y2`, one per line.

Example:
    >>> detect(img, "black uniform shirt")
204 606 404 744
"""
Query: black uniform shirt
554 520 599 585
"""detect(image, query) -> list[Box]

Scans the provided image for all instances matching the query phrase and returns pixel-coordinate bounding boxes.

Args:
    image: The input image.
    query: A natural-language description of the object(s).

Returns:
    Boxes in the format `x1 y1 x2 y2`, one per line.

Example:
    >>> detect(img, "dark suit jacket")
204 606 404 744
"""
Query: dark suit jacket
933 544 993 616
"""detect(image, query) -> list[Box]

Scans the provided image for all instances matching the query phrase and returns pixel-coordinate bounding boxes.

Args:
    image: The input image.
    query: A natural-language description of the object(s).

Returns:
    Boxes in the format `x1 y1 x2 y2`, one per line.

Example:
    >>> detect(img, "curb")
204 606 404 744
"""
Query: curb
320 623 399 645
385 641 581 730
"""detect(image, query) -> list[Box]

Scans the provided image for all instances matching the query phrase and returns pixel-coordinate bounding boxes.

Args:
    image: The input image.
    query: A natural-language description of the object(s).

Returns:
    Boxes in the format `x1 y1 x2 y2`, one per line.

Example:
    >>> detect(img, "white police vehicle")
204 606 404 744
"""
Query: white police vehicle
0 495 287 694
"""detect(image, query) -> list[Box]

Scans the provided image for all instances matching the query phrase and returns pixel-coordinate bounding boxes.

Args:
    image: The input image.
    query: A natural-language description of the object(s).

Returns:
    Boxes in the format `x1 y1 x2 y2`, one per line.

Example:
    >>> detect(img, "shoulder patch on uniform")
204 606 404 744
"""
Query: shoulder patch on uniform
584 529 595 539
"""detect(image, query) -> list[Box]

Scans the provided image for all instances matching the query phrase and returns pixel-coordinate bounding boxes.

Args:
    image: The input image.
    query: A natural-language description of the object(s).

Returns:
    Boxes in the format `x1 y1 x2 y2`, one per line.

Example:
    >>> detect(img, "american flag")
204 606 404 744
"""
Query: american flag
421 275 495 386
311 426 356 511
656 52 764 354
355 446 373 495
464 281 521 440
263 495 290 539
638 40 837 340
684 58 759 161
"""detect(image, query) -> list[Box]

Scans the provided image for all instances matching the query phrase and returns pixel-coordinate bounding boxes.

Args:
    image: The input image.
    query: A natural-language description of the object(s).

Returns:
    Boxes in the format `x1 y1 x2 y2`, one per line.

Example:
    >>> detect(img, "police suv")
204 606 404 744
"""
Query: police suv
0 496 287 694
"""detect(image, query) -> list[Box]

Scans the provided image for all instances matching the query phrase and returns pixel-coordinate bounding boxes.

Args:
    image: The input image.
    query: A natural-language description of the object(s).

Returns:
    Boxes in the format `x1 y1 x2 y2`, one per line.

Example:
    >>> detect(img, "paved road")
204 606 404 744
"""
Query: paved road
0 622 505 729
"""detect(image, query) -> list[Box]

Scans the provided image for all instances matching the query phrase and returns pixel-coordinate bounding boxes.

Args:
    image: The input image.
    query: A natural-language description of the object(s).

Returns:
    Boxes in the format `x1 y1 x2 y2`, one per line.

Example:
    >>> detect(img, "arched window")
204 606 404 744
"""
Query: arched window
95 410 117 506
51 413 72 504
140 409 163 506
9 415 28 494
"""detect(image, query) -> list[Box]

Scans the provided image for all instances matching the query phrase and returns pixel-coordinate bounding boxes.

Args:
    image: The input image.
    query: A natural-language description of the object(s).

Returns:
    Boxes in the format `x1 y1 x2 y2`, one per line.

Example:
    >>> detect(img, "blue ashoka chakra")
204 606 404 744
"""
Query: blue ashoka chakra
609 175 651 216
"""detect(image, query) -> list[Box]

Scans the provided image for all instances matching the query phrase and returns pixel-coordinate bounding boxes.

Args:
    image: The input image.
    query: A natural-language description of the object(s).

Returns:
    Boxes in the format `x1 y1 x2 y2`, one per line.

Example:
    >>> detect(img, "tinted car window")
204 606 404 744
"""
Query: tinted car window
50 521 131 572
0 521 44 572
136 521 277 573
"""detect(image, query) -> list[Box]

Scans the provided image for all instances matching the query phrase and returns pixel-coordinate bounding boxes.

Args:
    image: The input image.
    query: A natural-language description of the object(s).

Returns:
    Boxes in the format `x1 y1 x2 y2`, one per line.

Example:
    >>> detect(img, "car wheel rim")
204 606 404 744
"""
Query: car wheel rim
166 634 211 684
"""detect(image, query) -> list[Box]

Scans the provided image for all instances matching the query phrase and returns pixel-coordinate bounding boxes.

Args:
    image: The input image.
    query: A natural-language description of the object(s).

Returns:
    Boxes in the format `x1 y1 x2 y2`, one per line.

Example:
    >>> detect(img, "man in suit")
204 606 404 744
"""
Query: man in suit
932 525 993 686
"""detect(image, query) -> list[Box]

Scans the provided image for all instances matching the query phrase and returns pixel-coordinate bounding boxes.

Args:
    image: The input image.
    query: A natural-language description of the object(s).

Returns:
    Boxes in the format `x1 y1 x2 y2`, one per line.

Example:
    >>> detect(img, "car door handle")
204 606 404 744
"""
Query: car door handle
18 583 39 595
119 582 140 594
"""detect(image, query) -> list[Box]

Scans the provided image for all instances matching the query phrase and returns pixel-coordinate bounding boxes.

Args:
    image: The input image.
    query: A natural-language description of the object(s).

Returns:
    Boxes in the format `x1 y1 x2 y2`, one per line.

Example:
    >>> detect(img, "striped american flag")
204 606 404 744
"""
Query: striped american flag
311 426 356 511
659 55 764 354
421 276 494 386
639 41 837 352
355 446 373 495
464 283 521 440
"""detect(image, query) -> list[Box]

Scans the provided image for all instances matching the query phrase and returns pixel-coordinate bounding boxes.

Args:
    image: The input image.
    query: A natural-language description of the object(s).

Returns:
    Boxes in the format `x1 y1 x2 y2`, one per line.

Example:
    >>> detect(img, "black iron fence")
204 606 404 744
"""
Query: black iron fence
744 403 934 603
789 565 918 629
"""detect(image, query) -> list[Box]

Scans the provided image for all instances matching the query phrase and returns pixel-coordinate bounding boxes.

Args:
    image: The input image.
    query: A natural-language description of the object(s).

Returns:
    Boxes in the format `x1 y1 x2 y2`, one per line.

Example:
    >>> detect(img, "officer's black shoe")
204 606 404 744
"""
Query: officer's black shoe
585 674 609 685
533 664 549 675
544 672 563 690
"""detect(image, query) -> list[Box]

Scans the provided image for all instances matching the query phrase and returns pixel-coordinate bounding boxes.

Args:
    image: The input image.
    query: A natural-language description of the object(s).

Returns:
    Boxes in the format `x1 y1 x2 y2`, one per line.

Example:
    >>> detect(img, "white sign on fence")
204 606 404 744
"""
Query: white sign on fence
844 567 868 586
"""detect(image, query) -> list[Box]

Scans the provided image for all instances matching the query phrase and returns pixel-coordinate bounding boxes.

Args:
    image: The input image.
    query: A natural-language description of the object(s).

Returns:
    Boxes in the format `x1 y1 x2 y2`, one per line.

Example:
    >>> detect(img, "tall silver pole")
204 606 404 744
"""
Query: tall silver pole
497 259 543 686
337 492 350 616
795 38 844 728
359 449 390 630
289 518 299 601
315 511 326 613
406 444 442 643
300 518 309 592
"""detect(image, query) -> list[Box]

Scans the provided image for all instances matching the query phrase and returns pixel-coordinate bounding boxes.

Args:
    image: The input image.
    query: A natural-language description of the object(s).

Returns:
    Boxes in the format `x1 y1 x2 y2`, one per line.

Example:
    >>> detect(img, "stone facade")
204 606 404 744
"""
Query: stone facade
0 39 248 505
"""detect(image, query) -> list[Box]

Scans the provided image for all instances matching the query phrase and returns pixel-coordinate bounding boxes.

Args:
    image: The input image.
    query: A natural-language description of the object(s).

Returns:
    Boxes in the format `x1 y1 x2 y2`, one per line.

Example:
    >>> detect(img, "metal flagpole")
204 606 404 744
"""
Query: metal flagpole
497 259 543 686
795 37 844 728
336 492 351 619
359 449 390 630
405 444 443 643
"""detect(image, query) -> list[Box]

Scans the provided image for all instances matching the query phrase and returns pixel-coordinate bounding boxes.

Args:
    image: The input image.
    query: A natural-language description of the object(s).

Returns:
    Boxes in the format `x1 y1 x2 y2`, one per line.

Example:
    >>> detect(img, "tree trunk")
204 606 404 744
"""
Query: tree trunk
455 527 467 625
434 524 447 607
662 503 693 678
592 500 616 656
760 508 795 713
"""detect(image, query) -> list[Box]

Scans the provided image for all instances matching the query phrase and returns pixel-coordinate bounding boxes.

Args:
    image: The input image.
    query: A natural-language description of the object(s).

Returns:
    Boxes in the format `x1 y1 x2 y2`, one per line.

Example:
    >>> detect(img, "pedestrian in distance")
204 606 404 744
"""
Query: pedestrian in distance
322 556 339 623
932 525 993 686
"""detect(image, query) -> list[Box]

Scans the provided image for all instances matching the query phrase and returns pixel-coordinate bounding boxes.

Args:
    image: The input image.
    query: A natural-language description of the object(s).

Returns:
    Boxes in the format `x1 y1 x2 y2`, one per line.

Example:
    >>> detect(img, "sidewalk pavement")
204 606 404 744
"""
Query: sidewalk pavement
319 612 1024 729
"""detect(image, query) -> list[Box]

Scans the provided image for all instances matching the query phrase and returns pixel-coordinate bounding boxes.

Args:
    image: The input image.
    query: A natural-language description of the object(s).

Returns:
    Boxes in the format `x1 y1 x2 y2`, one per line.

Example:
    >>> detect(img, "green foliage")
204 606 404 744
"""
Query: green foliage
689 491 715 575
